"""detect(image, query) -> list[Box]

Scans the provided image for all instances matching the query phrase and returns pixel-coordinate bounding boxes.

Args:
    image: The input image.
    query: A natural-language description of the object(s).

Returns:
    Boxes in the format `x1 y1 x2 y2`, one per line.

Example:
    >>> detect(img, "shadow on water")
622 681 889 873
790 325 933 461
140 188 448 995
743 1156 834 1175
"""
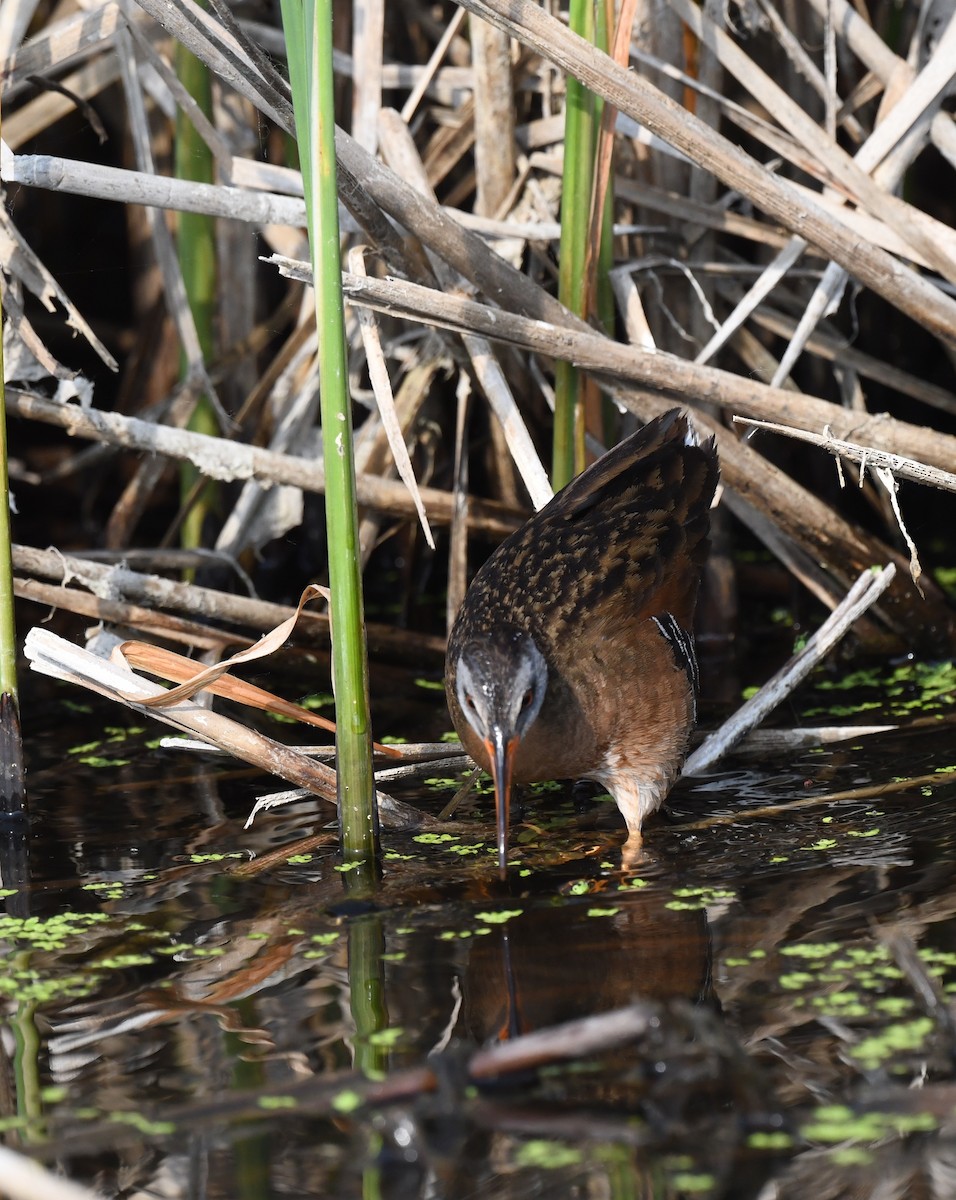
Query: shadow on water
4 666 956 1198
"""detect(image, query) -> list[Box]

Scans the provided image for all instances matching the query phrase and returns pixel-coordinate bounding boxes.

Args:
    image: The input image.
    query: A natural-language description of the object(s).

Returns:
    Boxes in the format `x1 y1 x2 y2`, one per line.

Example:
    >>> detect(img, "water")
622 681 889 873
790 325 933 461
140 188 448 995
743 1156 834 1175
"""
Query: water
3 665 956 1198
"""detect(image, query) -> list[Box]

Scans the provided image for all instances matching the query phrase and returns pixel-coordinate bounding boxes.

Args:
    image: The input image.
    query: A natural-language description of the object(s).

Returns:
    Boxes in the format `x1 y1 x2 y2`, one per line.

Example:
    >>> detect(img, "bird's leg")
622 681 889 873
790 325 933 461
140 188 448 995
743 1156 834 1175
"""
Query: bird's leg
620 830 646 870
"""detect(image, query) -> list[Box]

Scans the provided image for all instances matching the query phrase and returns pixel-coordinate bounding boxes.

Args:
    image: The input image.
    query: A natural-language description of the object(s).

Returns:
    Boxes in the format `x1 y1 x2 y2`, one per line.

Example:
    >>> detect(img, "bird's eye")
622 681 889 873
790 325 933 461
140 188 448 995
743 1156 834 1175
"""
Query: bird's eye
520 688 534 710
464 692 475 710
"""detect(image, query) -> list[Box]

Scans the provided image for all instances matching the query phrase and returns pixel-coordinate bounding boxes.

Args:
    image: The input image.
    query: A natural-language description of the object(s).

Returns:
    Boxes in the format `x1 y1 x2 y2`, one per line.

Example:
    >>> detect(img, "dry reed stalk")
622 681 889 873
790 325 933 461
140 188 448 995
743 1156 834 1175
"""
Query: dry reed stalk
325 270 956 475
5 388 521 538
12 545 446 663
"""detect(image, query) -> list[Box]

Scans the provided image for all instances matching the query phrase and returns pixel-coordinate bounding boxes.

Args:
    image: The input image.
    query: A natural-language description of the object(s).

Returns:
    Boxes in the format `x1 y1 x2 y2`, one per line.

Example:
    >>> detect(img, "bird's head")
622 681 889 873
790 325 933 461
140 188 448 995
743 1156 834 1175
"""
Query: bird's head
454 627 548 878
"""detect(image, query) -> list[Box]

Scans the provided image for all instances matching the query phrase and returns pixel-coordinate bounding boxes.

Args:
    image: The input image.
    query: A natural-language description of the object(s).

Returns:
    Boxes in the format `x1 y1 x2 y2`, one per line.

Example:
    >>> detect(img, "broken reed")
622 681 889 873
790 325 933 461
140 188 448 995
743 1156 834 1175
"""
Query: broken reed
280 0 378 877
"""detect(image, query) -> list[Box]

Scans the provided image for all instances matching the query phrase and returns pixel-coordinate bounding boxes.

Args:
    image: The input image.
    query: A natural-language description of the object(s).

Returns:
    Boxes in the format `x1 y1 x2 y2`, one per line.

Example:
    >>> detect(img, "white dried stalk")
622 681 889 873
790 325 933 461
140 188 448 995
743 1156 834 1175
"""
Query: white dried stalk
3 149 310 226
737 725 896 753
608 264 656 352
683 564 898 776
742 301 956 417
351 0 384 152
0 1148 103 1200
875 466 924 595
348 247 436 546
772 258 848 388
0 0 41 62
732 416 956 493
462 332 553 510
860 8 956 186
449 209 666 243
400 6 468 122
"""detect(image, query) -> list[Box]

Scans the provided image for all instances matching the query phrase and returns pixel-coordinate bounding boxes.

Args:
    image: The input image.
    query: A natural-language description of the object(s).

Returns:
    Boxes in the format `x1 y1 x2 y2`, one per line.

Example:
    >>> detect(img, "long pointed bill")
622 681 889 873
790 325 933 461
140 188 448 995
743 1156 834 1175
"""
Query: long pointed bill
485 727 517 880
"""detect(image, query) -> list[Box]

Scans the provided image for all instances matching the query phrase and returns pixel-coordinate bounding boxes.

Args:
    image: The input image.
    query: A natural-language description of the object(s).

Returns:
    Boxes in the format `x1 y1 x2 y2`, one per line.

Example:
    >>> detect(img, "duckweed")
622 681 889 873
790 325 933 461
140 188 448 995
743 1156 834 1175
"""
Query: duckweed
671 1174 716 1193
850 1018 935 1070
331 1090 363 1114
830 1148 874 1166
805 659 956 718
110 1112 176 1136
801 1104 937 1144
666 886 736 911
513 1140 583 1169
747 1131 794 1150
780 943 842 959
413 678 445 692
0 910 111 951
368 1027 404 1047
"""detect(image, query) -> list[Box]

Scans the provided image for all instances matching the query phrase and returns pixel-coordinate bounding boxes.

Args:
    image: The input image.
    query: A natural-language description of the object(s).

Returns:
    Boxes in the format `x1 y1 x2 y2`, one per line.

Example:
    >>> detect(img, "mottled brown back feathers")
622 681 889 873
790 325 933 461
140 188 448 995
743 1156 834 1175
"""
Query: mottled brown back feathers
448 408 719 664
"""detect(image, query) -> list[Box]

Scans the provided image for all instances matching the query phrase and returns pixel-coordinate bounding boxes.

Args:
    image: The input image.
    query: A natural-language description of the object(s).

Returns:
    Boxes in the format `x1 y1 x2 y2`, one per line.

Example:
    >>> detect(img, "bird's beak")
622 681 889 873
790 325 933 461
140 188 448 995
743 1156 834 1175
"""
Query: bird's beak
485 726 517 880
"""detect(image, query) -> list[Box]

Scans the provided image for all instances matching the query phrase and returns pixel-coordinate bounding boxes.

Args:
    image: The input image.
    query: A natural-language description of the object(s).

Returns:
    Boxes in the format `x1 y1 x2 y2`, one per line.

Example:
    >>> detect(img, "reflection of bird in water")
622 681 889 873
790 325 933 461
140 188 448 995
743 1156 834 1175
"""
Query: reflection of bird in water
446 409 719 874
462 893 713 1044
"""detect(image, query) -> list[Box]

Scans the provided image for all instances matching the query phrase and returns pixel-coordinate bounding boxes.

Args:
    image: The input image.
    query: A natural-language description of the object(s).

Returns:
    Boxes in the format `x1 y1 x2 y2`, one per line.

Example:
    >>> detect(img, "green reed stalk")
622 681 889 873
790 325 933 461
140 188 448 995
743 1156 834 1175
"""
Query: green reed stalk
11 965 40 1134
348 916 388 1076
175 37 218 553
554 0 602 488
281 0 377 874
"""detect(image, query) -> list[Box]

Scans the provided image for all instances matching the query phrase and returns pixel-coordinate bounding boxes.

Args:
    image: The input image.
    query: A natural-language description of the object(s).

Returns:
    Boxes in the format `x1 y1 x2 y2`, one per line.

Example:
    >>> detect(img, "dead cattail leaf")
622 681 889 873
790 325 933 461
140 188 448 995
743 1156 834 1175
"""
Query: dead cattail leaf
112 585 403 757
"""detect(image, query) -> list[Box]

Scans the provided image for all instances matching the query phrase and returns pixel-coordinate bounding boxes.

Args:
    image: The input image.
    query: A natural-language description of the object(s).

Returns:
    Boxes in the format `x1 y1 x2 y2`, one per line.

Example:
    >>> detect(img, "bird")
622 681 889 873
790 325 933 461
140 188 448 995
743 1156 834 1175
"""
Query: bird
445 408 719 877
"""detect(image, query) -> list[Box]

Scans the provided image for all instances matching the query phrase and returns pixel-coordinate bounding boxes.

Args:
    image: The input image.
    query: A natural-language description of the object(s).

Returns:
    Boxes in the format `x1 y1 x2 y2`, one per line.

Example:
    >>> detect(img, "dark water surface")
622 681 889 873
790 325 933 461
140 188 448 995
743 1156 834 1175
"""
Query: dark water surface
4 664 956 1199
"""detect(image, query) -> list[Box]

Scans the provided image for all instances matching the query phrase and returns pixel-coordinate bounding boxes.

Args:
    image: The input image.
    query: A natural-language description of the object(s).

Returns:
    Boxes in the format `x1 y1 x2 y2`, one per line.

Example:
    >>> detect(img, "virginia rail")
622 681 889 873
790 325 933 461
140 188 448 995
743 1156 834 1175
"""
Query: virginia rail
446 408 719 876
